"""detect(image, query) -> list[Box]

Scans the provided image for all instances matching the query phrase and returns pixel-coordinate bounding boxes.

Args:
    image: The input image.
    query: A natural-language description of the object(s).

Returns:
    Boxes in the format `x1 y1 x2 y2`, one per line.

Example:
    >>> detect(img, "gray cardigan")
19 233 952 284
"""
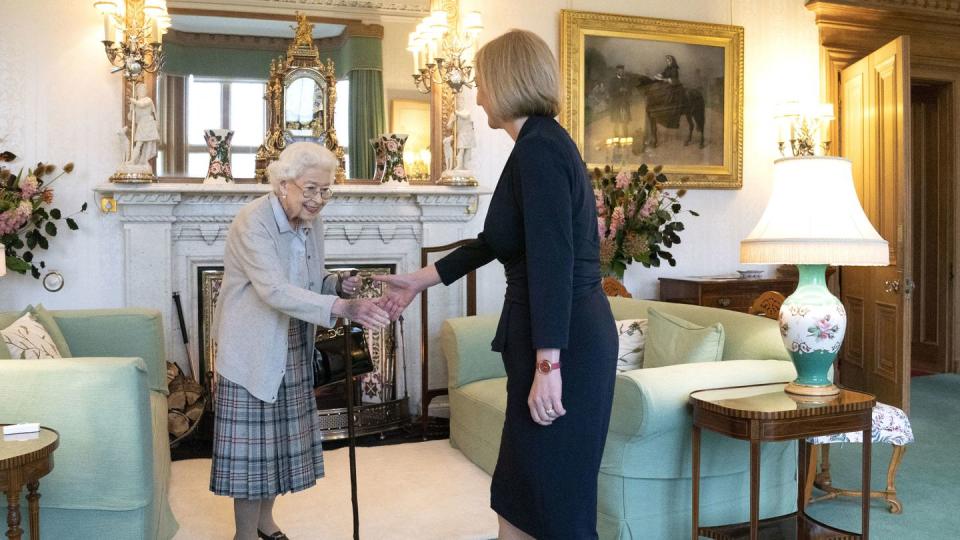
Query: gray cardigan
212 194 339 402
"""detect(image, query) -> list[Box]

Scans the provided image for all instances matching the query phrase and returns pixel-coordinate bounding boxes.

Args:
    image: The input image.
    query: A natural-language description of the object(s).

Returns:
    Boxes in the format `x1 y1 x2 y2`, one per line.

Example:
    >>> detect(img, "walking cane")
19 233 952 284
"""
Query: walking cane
342 317 361 540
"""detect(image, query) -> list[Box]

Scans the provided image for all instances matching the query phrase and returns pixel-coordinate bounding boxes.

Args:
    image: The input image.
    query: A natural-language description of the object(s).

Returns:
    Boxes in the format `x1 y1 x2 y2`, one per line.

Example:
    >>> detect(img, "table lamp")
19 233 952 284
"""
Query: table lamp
741 156 888 395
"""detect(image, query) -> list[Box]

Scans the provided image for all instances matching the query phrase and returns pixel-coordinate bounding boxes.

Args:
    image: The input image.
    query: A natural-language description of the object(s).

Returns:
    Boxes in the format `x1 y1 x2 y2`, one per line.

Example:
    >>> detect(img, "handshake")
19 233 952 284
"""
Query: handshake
329 268 437 330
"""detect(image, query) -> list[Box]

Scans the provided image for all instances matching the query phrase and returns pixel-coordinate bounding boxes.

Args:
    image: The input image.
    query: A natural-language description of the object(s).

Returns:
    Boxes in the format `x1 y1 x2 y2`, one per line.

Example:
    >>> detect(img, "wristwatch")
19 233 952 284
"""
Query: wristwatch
536 359 561 375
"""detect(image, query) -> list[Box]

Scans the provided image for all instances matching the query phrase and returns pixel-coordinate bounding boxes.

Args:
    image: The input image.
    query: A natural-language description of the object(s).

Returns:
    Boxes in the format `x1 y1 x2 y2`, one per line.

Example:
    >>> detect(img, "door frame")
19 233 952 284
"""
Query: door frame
809 0 960 374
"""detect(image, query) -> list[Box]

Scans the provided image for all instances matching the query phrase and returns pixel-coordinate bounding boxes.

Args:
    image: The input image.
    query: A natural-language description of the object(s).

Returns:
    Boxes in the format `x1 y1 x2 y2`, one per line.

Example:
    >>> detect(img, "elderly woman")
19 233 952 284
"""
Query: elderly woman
377 30 618 539
210 142 389 540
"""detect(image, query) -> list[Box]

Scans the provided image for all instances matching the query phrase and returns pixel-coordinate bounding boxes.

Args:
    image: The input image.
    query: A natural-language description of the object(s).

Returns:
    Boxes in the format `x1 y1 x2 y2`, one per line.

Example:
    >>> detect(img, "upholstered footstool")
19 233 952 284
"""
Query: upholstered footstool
804 402 914 513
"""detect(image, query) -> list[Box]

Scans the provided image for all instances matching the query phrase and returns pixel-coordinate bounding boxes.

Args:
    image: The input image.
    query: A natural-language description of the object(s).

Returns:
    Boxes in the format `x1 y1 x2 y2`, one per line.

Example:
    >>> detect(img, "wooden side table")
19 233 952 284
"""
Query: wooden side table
0 426 59 540
689 384 874 540
659 277 798 313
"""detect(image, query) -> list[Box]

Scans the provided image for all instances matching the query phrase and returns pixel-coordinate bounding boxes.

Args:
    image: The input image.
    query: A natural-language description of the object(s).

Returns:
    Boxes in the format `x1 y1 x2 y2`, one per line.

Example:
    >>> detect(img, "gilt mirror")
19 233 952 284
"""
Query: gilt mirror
146 3 430 182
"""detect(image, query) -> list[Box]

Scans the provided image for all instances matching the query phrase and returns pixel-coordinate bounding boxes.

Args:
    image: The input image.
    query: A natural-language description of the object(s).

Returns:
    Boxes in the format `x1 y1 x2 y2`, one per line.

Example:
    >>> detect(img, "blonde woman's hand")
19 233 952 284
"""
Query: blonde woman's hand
373 266 441 321
332 298 390 329
528 349 565 426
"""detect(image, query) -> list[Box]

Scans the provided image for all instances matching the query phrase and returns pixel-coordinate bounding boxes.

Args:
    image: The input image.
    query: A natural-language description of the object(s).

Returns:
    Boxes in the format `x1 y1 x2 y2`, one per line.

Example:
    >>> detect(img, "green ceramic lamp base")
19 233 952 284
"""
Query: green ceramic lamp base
779 264 846 396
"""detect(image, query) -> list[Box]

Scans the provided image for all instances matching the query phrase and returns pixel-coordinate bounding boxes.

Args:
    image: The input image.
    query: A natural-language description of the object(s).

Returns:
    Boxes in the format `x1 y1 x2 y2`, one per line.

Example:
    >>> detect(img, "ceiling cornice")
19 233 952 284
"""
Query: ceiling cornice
168 0 430 20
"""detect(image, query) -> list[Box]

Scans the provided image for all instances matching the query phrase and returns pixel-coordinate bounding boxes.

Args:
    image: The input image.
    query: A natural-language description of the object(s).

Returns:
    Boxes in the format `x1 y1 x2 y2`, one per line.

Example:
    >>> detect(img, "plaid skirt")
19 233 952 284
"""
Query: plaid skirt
209 319 324 499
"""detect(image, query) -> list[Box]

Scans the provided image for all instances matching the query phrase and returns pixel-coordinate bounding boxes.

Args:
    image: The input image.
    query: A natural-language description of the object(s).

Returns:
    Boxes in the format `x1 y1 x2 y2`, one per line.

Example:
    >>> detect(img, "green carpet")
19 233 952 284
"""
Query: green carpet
804 374 960 537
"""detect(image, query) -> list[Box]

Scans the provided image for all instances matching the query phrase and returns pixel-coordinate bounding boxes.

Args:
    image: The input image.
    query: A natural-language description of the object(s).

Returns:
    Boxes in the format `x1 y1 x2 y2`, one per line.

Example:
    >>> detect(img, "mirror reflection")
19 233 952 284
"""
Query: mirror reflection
284 75 325 139
155 11 428 181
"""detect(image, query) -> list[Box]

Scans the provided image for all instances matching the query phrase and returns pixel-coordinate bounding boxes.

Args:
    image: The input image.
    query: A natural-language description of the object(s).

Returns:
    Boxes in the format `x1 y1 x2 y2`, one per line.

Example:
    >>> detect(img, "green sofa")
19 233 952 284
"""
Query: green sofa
441 297 800 539
0 308 178 540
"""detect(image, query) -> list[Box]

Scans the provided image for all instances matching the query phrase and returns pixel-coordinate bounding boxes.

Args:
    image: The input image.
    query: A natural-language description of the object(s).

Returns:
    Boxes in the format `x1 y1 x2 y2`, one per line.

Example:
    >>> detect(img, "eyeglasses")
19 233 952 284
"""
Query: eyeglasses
292 183 333 201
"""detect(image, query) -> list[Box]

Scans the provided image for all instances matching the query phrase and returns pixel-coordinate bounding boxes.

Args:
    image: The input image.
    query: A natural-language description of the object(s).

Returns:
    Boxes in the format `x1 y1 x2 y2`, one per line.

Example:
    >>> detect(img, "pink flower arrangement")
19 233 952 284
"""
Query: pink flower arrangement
1 151 86 278
615 170 631 190
593 163 698 278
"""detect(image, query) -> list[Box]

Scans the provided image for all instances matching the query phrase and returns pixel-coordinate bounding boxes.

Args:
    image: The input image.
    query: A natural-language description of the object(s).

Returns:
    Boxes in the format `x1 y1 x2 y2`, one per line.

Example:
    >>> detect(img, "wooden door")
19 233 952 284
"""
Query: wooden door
838 37 913 411
910 83 954 374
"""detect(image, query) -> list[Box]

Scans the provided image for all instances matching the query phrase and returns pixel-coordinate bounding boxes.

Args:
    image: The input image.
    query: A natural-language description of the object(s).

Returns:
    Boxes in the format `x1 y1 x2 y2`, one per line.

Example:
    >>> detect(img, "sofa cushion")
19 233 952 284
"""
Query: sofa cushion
1 311 64 359
1 304 74 359
645 308 724 368
607 297 791 363
441 315 506 389
616 319 647 371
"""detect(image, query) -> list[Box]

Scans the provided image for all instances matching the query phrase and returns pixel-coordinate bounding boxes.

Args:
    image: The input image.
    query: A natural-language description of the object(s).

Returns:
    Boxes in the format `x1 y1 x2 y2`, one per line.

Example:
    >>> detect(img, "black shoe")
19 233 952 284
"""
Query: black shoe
257 529 289 540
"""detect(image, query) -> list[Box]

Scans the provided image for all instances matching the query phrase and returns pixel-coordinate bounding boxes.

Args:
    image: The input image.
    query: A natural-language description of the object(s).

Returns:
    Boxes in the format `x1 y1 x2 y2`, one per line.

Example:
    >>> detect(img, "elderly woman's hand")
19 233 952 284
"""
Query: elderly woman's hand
332 298 390 329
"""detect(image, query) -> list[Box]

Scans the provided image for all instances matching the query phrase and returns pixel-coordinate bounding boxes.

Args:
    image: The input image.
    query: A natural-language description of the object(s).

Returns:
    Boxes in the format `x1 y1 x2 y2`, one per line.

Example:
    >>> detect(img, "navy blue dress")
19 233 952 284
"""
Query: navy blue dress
436 115 618 539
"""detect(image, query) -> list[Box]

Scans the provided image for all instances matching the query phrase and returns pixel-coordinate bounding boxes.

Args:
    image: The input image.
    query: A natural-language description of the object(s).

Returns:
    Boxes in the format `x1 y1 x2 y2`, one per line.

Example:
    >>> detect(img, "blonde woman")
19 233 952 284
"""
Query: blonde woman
378 30 618 539
210 142 389 540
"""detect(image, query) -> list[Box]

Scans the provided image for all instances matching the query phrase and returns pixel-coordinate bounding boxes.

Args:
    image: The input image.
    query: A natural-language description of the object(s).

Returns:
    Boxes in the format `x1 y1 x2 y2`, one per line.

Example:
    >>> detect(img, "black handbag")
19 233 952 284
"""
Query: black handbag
313 323 375 389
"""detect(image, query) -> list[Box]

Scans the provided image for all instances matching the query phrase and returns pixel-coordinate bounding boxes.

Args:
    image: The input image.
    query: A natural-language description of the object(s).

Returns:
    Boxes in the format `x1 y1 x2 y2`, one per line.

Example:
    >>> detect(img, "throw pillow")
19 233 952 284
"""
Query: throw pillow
644 308 725 369
1 312 64 359
27 304 72 357
615 318 647 372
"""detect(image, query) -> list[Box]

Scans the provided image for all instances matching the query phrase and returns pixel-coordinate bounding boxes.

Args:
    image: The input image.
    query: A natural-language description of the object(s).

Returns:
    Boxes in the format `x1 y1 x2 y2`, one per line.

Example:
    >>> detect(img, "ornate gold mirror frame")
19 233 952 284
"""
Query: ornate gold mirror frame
256 13 345 182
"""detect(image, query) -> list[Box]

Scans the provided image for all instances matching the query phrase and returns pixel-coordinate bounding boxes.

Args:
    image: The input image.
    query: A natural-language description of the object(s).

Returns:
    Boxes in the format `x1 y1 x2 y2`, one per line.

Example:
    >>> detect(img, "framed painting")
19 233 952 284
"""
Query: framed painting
560 10 743 188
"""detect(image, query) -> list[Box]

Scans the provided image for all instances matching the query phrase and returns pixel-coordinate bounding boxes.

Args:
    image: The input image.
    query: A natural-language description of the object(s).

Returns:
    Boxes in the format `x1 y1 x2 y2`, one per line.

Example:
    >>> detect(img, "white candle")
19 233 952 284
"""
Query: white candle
149 19 161 44
103 14 115 42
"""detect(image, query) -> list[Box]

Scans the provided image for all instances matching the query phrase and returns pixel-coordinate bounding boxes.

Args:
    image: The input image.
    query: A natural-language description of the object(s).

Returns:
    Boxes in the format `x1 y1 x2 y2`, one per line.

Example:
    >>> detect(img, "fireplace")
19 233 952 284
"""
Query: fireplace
94 182 488 421
196 263 409 439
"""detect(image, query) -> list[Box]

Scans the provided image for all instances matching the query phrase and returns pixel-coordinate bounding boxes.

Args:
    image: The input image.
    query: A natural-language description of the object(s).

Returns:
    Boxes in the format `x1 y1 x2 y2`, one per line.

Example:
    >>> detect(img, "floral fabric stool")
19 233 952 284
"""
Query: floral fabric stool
804 402 914 513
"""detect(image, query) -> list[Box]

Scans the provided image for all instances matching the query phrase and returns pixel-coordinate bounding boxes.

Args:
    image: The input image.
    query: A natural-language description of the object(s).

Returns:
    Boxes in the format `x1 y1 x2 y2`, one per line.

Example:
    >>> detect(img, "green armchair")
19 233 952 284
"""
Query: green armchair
441 297 799 539
0 308 178 539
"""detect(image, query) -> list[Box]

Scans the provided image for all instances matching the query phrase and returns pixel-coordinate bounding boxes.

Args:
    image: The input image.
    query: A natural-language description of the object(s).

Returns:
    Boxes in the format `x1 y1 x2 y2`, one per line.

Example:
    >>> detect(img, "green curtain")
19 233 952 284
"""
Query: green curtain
349 69 385 179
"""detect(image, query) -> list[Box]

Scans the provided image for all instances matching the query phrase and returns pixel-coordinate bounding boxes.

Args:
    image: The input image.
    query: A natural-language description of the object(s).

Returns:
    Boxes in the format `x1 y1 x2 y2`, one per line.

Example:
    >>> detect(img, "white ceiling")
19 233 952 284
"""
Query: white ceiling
170 14 346 38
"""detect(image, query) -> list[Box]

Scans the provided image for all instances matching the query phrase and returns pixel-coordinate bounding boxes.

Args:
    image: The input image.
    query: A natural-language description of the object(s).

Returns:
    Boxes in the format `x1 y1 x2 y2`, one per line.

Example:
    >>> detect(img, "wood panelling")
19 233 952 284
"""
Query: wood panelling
810 0 960 385
836 37 912 411
875 302 899 380
846 296 865 368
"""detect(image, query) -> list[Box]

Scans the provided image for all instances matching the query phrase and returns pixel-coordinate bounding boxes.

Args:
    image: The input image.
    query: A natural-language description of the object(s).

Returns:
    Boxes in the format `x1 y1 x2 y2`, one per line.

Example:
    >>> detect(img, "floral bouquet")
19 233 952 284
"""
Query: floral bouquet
593 164 698 280
1 151 87 278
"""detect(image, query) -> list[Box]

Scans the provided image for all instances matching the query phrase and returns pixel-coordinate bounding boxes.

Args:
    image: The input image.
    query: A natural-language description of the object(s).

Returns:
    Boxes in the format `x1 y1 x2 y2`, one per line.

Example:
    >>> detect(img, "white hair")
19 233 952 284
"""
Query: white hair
266 142 338 192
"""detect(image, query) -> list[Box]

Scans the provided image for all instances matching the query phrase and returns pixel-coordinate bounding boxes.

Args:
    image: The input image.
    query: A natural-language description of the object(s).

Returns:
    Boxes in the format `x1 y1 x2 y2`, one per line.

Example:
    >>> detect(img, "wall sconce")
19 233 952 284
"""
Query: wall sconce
94 0 168 80
408 9 483 94
775 102 834 157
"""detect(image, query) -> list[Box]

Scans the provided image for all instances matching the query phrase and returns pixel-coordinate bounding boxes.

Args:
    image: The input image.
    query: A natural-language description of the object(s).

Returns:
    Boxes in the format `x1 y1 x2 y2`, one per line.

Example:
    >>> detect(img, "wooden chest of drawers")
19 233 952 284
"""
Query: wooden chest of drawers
658 277 798 313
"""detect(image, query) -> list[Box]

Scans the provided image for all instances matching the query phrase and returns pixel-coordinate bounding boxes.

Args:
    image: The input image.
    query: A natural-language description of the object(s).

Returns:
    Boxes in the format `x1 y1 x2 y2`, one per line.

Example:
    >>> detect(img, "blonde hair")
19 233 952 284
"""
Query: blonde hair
266 142 337 193
474 29 560 122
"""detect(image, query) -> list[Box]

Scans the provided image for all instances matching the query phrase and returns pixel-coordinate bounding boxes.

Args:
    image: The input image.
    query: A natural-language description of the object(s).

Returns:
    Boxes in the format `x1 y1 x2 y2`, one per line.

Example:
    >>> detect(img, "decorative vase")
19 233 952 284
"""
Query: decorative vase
370 133 408 184
779 264 844 396
203 129 234 184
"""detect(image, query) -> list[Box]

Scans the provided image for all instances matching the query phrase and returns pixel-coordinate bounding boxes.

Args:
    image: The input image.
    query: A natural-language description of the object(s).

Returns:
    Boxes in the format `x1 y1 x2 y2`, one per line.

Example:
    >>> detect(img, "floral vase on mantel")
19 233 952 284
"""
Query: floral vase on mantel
370 133 408 184
203 129 234 184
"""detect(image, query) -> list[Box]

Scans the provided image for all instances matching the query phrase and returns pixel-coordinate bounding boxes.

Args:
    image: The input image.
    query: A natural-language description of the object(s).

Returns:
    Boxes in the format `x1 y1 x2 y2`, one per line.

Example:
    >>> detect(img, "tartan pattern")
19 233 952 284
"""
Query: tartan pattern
210 319 324 499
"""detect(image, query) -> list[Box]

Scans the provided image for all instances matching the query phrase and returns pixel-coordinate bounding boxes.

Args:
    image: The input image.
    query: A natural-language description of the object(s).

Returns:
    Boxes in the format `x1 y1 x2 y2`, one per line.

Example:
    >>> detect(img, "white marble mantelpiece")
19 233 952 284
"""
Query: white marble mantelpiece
93 182 490 415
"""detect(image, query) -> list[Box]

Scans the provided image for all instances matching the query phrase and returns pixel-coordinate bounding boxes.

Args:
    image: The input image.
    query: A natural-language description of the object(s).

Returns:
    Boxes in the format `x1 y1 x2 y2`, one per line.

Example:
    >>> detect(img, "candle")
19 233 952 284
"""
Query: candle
103 14 115 42
149 19 161 44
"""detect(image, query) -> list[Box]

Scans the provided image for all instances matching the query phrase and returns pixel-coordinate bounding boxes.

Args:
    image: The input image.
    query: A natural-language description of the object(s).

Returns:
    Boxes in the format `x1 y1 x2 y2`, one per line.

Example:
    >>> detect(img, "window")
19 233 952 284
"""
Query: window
184 77 266 178
158 75 348 178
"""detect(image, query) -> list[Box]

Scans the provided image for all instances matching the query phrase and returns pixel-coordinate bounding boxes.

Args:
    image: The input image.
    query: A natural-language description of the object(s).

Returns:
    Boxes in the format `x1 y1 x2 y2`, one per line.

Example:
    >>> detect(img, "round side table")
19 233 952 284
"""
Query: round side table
0 426 59 540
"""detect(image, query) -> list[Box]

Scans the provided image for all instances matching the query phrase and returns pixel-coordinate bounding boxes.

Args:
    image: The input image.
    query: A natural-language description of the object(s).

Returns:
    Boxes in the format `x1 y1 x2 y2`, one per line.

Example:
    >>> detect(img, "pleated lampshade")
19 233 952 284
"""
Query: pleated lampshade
741 156 889 266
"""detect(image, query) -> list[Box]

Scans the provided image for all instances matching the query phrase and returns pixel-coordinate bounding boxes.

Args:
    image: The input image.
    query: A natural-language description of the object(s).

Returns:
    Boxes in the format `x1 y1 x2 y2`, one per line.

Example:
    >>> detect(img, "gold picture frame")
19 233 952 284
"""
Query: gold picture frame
560 10 743 188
